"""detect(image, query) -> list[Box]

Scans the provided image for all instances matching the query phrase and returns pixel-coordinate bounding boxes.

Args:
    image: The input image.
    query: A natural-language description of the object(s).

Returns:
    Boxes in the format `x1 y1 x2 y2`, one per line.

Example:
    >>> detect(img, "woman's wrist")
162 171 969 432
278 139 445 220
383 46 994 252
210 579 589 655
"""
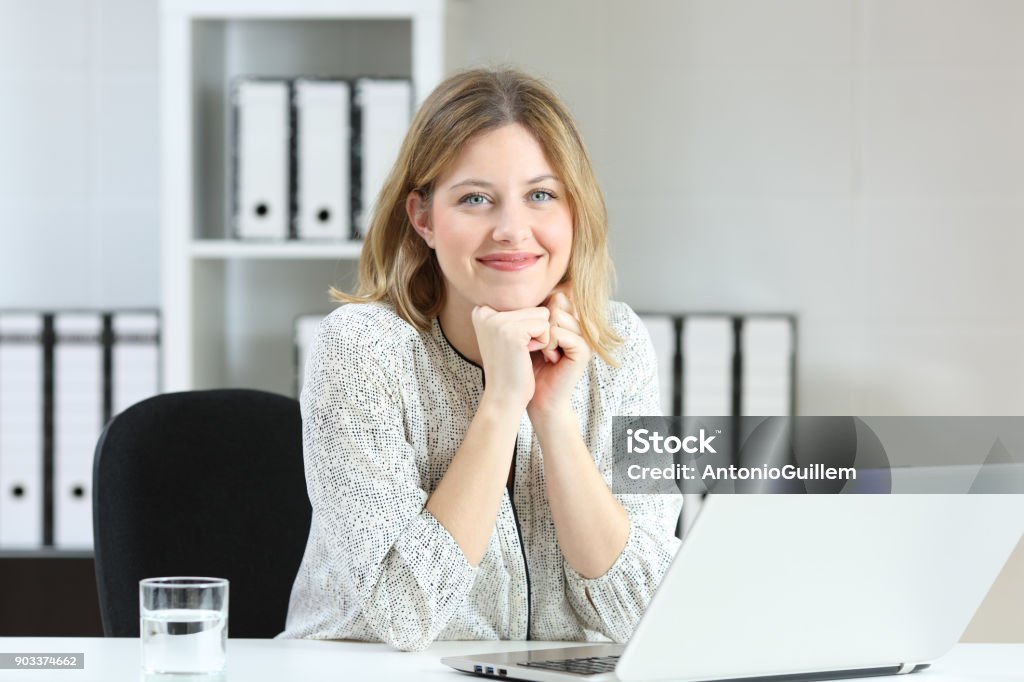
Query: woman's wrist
478 390 529 424
527 401 578 437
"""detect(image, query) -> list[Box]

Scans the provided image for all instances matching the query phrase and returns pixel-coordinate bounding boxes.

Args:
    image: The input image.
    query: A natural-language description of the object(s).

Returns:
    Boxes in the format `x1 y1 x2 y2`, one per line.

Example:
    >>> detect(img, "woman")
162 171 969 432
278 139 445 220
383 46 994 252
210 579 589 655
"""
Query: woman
279 67 681 652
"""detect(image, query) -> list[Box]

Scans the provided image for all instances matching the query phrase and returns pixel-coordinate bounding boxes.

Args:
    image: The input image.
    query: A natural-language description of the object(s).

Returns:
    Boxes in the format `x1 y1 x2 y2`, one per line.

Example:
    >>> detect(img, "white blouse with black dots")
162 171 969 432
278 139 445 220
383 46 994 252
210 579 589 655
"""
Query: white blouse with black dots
277 299 682 651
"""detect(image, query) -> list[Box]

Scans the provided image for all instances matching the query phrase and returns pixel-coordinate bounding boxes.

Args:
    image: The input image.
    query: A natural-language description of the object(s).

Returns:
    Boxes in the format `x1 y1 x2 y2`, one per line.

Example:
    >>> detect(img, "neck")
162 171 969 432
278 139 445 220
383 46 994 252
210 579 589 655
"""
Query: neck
438 299 482 366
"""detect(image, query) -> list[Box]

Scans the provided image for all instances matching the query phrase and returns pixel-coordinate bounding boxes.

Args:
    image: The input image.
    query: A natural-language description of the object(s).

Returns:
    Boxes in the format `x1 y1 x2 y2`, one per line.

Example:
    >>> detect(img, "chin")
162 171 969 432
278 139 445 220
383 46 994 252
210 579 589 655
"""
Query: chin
478 289 548 312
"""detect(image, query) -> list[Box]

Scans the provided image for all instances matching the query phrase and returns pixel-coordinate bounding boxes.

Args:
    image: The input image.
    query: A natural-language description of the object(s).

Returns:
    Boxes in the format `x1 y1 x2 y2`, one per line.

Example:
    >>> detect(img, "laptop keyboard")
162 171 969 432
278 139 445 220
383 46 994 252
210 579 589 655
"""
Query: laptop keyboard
522 654 620 675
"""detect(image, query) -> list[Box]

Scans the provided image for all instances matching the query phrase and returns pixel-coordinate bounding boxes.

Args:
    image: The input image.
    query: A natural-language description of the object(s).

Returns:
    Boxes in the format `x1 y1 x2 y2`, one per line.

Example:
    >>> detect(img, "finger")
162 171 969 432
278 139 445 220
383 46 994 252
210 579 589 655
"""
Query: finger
521 319 550 351
477 307 550 336
542 288 572 314
472 305 497 322
489 311 548 340
544 324 559 353
550 308 581 335
495 306 551 322
484 310 552 351
550 327 591 362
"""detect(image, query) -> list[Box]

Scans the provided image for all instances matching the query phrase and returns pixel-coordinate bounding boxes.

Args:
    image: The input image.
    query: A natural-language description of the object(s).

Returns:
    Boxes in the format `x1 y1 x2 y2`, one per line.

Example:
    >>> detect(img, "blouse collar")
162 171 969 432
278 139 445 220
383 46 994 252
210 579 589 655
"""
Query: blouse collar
430 316 485 387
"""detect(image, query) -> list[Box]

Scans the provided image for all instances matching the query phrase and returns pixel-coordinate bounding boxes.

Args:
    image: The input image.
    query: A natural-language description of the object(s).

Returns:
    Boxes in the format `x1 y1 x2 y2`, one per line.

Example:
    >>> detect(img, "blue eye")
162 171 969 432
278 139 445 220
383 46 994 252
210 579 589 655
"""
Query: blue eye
530 189 556 202
460 193 489 206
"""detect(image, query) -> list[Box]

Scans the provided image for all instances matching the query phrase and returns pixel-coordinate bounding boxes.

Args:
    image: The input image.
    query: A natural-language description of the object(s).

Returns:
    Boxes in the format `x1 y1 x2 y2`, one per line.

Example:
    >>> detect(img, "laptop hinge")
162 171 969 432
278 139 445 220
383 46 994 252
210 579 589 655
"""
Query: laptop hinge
896 663 915 674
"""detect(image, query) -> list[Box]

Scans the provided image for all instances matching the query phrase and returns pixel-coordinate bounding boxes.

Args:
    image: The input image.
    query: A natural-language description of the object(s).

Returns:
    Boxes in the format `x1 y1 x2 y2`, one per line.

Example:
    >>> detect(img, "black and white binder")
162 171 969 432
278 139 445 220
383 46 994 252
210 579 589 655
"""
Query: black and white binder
294 314 324 398
233 78 291 240
637 314 677 416
0 313 45 549
111 312 160 417
679 316 734 538
353 78 412 237
681 316 734 417
53 313 103 549
740 317 794 416
294 79 351 241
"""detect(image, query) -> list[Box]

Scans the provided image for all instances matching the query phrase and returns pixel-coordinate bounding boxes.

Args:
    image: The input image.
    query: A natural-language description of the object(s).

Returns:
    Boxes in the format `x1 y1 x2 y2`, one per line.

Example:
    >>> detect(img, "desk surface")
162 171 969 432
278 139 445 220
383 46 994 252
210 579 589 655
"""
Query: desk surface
0 638 1020 682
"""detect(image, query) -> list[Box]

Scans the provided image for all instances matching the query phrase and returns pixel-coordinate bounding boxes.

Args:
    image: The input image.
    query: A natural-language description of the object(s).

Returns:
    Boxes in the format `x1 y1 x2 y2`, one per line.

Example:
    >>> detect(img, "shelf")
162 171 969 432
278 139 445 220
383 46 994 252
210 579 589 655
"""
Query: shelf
164 0 431 19
190 239 362 260
160 0 443 394
0 549 94 560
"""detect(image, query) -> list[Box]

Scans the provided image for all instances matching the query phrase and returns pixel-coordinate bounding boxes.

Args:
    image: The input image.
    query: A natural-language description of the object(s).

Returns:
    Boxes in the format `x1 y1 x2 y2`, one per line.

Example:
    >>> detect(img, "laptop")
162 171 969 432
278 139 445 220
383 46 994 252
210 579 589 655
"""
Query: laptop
443 491 1024 681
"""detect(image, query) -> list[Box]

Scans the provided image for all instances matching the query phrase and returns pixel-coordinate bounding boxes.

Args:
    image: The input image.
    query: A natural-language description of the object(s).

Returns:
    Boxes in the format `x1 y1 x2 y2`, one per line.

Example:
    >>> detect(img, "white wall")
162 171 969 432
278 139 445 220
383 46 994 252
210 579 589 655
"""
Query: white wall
0 0 159 309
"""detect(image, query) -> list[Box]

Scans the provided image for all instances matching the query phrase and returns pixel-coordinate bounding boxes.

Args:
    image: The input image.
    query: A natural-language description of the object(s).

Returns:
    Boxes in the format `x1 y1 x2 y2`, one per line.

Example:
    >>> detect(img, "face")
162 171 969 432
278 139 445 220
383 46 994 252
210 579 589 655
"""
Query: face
407 123 573 315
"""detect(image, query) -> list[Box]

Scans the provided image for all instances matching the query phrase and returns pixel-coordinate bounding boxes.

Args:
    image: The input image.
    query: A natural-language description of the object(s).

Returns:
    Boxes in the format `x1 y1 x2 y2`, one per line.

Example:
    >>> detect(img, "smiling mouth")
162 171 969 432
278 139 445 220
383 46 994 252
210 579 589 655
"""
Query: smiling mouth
477 254 542 271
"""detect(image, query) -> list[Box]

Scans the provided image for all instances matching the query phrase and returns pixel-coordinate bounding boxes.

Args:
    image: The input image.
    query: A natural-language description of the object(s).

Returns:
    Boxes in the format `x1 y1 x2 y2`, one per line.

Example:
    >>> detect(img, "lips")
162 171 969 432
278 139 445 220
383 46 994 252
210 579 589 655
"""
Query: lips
477 252 542 272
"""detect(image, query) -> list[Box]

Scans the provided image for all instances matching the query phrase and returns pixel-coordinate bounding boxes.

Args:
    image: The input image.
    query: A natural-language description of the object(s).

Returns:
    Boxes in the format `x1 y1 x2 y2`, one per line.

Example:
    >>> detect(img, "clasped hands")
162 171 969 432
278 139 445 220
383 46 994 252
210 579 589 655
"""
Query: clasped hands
471 284 592 418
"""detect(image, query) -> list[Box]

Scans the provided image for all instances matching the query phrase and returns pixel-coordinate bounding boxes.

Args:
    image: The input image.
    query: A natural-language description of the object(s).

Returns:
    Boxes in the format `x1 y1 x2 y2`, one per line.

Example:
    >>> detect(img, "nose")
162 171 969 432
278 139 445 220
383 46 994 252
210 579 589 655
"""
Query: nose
491 203 530 245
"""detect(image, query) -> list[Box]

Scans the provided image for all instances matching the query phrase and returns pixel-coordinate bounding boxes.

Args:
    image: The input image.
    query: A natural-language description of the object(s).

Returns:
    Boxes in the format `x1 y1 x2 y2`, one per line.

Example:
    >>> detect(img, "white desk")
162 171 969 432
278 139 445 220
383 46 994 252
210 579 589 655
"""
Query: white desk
0 638 1020 681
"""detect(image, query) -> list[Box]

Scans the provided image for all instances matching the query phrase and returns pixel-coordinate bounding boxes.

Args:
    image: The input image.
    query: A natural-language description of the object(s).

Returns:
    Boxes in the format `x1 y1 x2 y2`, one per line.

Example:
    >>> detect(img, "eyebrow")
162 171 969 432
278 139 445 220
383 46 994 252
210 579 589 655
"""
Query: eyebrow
447 174 561 191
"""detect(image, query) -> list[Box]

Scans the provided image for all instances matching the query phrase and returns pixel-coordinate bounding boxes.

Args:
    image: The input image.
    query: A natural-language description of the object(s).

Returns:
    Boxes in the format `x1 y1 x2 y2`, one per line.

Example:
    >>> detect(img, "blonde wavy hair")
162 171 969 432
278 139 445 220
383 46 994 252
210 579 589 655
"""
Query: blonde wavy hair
331 67 622 364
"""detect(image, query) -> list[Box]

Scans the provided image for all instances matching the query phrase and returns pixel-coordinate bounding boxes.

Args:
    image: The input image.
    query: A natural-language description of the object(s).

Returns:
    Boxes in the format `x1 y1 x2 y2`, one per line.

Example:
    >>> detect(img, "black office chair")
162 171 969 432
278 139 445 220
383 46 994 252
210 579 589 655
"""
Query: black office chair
92 389 311 638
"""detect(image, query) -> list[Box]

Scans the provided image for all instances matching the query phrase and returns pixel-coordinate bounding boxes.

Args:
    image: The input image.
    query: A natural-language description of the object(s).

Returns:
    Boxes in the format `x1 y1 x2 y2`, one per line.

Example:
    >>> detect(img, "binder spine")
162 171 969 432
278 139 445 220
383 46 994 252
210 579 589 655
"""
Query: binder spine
731 317 743 418
678 317 686 418
230 85 241 240
42 313 55 548
231 78 291 240
111 311 161 417
349 81 364 241
789 317 798 416
730 317 743 469
101 314 114 425
288 80 299 240
672 317 683 417
353 77 413 239
0 313 46 549
293 79 352 241
739 316 797 417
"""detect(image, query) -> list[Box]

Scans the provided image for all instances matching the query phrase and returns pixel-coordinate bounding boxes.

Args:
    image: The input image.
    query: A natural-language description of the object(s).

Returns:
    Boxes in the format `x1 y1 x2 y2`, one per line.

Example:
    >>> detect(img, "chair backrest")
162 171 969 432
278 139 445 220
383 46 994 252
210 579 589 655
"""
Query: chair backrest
92 389 311 637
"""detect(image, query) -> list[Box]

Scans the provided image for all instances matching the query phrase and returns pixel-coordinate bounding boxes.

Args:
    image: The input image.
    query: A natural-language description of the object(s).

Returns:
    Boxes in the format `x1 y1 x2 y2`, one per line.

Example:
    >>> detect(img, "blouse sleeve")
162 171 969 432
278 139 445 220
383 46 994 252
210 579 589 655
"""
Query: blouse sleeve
299 316 478 652
563 308 683 642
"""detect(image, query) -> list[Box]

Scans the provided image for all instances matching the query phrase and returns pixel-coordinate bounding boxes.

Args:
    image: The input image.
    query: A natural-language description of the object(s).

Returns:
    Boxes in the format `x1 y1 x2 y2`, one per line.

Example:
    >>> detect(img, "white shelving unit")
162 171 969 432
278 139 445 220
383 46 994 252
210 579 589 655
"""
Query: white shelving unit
159 0 443 395
189 240 364 260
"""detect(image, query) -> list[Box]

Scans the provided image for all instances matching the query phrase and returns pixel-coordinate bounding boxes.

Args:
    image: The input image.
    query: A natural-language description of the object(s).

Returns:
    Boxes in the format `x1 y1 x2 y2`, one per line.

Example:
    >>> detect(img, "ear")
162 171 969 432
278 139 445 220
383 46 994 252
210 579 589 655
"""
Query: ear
406 190 434 248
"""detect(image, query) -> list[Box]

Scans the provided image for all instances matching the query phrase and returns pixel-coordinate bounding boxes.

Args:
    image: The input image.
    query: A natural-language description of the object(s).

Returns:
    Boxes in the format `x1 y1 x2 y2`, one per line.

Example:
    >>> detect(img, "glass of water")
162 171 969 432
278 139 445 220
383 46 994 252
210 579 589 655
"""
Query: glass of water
139 577 229 674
